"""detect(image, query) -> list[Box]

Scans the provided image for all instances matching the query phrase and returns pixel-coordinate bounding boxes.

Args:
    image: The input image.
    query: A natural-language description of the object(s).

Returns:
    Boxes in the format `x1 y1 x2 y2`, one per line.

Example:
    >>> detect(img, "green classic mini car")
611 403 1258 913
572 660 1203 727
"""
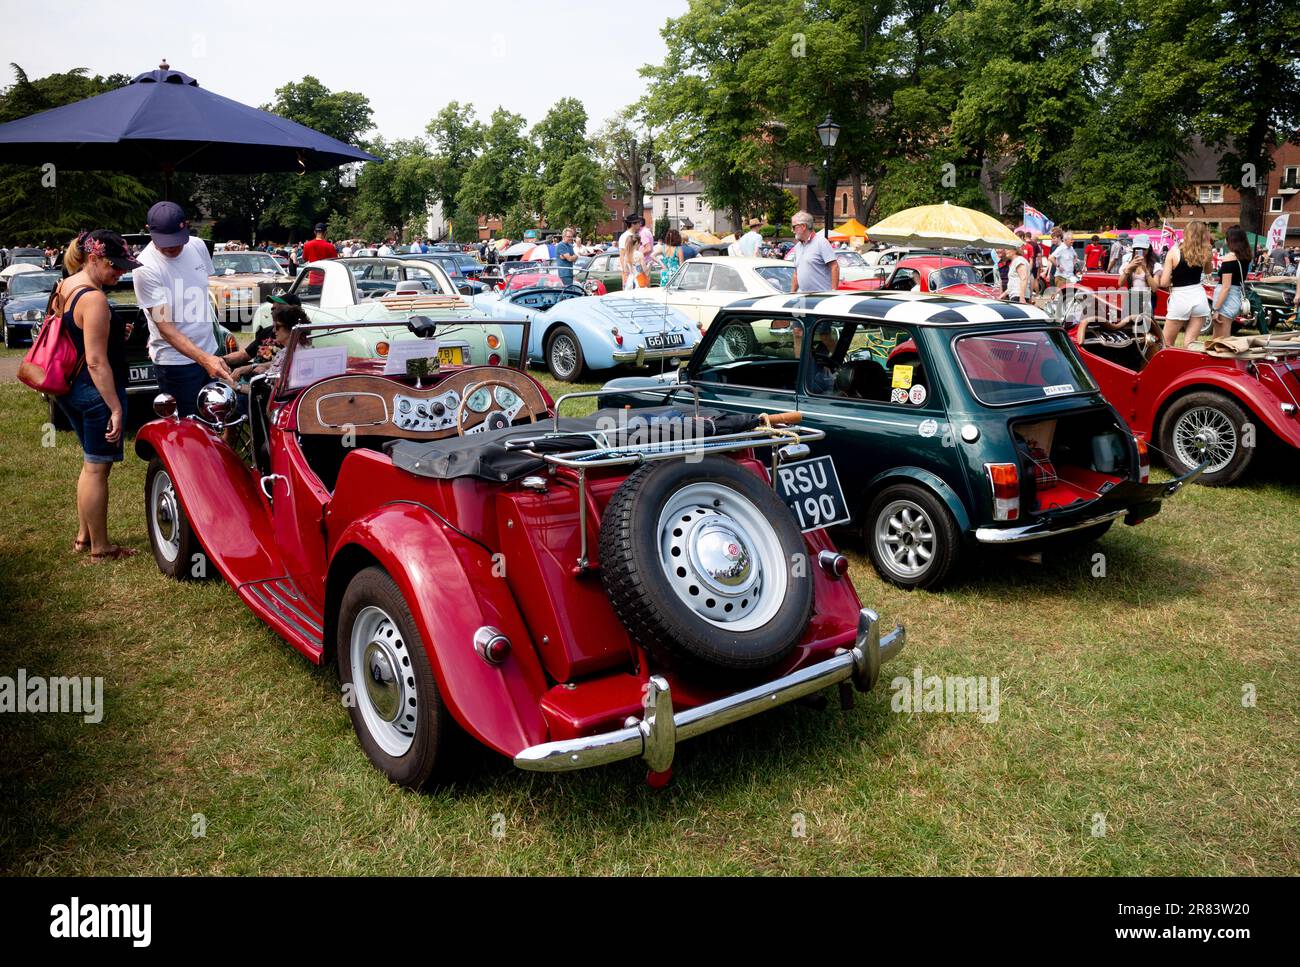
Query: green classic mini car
607 291 1204 589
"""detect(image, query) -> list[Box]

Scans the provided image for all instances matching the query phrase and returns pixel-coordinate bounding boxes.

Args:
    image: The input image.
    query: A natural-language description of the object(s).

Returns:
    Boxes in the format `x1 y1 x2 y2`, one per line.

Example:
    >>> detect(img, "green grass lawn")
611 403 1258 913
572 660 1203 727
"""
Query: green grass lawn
0 370 1296 876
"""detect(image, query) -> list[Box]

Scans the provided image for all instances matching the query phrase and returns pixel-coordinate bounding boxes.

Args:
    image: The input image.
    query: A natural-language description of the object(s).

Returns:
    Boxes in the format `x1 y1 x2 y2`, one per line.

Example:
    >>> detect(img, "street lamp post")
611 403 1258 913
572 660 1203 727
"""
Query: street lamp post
816 112 841 239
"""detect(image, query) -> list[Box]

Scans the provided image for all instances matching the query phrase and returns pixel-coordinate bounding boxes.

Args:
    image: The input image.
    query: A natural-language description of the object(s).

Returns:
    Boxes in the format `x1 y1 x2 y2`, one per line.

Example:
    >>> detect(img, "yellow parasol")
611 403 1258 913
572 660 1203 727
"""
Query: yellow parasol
681 229 721 246
867 202 1021 249
833 217 869 238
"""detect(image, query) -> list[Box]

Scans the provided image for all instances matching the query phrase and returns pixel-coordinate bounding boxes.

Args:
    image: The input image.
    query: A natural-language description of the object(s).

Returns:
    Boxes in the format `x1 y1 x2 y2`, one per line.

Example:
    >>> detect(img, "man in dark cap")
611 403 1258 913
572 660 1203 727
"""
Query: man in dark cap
302 223 337 264
132 201 231 416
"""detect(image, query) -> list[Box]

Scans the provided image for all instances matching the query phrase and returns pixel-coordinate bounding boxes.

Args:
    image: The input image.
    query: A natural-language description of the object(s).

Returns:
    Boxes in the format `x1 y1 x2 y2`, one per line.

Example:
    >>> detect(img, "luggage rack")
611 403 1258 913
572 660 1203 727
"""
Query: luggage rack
504 386 824 572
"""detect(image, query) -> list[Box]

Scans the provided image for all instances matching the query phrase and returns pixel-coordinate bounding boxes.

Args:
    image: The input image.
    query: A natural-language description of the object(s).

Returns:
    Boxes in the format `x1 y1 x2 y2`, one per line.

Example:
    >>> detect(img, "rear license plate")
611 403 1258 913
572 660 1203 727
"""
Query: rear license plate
774 455 851 532
438 347 464 366
129 364 155 383
645 333 686 350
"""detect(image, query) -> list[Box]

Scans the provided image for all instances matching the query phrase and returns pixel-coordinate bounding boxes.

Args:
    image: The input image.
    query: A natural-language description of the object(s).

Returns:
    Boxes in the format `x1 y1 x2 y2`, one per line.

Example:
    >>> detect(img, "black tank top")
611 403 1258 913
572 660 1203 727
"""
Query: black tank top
60 284 127 387
1170 253 1204 287
1219 257 1245 286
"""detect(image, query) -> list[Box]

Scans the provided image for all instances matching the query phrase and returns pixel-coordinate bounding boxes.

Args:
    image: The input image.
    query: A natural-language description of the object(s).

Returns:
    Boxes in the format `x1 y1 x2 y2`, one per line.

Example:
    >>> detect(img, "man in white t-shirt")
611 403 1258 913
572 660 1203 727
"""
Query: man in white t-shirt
789 211 840 292
1049 230 1077 286
132 201 231 417
736 218 764 257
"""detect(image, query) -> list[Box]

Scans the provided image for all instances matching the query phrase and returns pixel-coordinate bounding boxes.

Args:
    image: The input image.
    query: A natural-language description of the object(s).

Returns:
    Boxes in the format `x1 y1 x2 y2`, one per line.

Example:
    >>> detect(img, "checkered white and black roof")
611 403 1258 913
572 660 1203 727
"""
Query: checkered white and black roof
725 290 1048 325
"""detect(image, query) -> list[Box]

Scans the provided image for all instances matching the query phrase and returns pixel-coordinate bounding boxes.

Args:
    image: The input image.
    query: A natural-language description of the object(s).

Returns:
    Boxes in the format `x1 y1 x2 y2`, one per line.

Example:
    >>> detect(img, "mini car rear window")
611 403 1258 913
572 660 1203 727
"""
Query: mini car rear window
954 329 1096 406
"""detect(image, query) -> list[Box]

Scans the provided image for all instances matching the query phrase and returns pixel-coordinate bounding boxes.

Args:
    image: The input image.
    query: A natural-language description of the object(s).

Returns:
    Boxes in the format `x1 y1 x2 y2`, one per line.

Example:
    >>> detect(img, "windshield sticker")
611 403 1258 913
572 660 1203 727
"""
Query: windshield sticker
891 364 914 389
909 385 928 405
1043 383 1075 396
890 388 908 404
918 418 938 438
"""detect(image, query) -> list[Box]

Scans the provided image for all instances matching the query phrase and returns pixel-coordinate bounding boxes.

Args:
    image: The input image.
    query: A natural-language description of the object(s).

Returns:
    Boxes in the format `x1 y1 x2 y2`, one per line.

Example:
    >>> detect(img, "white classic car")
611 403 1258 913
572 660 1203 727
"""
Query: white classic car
607 256 796 329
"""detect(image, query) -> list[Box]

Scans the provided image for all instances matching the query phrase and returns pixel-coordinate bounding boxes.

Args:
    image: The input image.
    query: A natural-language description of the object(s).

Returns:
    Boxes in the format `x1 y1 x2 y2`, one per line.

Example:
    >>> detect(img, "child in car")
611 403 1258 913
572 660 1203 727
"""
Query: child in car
227 297 306 385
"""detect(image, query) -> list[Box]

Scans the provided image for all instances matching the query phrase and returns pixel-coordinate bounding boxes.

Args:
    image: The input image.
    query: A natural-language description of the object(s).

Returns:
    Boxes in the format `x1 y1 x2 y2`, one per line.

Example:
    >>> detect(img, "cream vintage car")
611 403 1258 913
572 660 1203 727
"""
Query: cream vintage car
606 256 795 329
208 250 292 327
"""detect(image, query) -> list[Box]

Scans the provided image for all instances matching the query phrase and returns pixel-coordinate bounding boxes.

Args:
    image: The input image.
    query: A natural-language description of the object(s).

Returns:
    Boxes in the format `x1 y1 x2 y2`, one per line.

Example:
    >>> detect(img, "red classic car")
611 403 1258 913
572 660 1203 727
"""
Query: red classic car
135 312 906 787
1063 271 1246 328
1070 304 1300 485
839 256 1000 298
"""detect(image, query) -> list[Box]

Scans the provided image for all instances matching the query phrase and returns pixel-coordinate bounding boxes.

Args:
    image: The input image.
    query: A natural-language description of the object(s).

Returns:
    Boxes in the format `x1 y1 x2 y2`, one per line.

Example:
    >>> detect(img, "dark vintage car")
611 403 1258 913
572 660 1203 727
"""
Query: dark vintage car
607 291 1203 589
134 310 907 787
2 268 61 347
397 253 487 296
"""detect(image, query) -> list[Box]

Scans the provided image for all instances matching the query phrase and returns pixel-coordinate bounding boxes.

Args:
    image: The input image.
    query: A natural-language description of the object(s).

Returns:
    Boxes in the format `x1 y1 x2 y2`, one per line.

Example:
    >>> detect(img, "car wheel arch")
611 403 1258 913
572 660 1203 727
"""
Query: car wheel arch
860 467 973 538
323 542 385 666
1152 381 1279 451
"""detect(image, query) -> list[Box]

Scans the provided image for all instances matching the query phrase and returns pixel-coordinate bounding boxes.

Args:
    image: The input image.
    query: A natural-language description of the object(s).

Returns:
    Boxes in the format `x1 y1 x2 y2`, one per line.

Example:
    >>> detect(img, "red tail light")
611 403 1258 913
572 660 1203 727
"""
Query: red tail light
611 327 623 347
488 353 501 366
1135 435 1150 483
985 463 1020 521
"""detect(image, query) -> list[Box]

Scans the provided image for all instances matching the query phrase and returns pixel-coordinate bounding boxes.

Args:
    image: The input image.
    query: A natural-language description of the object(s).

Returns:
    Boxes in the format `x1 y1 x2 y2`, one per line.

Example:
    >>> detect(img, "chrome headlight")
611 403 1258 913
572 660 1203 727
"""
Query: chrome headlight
15 308 43 322
195 381 242 431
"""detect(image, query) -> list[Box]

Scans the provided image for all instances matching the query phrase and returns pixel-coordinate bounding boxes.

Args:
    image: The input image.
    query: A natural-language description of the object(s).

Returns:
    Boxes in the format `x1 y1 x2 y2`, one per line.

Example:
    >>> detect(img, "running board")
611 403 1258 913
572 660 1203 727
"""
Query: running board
240 577 326 663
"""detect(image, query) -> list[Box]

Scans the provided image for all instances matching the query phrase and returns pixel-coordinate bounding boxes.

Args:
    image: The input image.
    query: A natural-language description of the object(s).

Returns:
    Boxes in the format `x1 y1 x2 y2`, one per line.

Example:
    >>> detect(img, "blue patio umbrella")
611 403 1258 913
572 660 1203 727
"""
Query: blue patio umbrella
0 62 376 186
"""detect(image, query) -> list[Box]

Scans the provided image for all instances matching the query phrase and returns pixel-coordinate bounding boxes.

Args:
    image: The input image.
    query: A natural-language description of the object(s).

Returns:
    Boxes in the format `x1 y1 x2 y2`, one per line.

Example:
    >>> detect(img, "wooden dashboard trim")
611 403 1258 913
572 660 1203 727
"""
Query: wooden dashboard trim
295 367 546 440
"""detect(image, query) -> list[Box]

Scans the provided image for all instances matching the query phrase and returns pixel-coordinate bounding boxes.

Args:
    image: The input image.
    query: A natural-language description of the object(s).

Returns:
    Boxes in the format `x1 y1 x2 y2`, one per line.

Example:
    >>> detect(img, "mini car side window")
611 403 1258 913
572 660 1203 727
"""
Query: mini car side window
696 315 798 392
802 319 936 409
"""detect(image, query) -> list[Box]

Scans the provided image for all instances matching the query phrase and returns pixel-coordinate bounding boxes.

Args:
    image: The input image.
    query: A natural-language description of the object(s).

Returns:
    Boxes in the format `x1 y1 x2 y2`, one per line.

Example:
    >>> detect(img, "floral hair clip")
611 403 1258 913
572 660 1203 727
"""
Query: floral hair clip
77 231 107 259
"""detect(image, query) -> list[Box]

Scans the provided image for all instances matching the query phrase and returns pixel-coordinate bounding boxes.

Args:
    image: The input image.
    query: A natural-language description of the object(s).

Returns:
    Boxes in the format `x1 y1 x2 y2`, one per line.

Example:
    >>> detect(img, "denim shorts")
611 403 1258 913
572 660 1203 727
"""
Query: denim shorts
1213 284 1243 319
56 372 128 464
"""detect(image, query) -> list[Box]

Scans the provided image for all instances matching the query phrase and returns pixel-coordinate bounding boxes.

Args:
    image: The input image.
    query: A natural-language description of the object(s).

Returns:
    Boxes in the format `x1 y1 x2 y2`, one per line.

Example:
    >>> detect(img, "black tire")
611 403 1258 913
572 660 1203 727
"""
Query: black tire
864 483 961 590
599 457 813 674
144 457 206 579
545 325 585 382
47 397 72 432
1158 390 1255 486
336 566 455 789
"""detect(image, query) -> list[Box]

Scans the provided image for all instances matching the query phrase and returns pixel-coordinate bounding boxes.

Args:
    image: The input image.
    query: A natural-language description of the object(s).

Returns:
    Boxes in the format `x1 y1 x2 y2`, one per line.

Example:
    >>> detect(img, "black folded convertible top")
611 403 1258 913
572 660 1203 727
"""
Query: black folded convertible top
386 405 735 482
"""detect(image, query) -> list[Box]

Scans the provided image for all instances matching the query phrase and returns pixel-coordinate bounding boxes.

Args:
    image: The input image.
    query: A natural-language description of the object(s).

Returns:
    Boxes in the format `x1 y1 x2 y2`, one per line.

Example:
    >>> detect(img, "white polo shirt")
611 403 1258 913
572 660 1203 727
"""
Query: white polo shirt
133 235 217 366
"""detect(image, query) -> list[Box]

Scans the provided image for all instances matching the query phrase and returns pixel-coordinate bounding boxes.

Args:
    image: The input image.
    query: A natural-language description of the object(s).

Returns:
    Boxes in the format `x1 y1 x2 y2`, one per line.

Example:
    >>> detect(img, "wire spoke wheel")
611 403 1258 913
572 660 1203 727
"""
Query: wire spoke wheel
1173 405 1237 473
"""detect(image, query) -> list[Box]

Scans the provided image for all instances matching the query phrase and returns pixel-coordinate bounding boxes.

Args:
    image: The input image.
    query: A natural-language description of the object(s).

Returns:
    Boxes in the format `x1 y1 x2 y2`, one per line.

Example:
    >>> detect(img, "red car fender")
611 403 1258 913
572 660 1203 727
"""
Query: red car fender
1151 367 1300 449
134 418 282 586
328 504 550 758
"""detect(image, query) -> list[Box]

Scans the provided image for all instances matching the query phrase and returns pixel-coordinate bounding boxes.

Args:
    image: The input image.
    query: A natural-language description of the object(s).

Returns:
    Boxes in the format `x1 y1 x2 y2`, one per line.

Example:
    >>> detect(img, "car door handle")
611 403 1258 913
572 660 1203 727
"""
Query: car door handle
260 474 286 500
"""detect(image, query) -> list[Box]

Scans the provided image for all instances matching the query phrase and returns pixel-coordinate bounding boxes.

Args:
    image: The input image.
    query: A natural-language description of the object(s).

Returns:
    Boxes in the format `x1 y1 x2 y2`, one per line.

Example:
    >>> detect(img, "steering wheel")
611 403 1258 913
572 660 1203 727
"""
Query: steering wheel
455 378 542 437
1102 311 1151 332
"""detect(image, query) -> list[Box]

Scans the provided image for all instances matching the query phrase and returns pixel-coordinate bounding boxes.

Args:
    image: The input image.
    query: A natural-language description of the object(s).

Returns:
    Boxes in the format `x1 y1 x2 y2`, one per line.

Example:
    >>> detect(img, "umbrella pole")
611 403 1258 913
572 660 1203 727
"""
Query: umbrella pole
163 163 174 200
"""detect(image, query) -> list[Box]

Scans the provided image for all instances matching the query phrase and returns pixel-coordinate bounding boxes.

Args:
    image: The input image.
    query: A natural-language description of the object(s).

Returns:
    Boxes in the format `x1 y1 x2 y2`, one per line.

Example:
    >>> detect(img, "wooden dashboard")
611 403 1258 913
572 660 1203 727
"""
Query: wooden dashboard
295 366 548 439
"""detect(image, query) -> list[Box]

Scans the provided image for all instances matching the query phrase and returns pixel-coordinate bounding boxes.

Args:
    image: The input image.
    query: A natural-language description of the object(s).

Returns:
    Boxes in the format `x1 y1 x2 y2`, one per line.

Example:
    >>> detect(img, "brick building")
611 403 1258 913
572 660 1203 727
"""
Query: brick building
1164 137 1300 242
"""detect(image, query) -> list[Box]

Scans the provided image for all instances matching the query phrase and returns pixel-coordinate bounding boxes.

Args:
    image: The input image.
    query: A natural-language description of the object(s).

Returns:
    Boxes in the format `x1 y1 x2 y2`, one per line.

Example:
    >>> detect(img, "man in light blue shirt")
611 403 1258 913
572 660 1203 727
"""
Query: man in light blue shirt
790 210 840 292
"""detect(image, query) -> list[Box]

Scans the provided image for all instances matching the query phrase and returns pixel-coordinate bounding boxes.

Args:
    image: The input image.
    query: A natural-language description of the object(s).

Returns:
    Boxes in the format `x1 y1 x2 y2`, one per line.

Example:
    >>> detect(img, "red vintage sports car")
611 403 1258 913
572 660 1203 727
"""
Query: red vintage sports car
839 256 1000 298
135 311 906 787
1068 294 1300 485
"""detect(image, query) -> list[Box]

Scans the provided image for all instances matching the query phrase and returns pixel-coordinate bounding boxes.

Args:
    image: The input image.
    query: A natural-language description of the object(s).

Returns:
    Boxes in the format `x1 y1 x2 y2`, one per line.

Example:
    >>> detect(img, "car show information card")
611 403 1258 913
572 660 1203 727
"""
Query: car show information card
383 338 441 376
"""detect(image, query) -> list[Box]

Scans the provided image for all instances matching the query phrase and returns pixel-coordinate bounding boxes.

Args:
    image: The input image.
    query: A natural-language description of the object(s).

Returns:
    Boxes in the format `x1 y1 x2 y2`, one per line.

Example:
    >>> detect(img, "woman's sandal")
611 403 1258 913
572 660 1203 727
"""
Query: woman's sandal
89 545 138 563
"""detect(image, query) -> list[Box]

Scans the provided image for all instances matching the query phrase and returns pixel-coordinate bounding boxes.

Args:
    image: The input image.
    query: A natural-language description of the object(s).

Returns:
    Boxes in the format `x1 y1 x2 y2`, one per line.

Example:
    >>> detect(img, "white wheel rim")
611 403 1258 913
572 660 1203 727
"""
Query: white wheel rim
1173 406 1236 473
655 481 787 632
350 605 417 757
150 469 181 564
875 499 936 579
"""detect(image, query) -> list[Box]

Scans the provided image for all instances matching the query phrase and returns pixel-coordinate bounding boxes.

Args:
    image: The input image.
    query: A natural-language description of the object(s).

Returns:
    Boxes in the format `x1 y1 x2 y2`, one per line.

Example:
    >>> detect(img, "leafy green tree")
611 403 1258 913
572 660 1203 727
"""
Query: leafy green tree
351 137 437 241
545 153 609 238
0 66 154 241
257 76 373 240
454 108 529 227
1128 0 1300 234
593 107 663 222
426 102 484 240
499 202 536 241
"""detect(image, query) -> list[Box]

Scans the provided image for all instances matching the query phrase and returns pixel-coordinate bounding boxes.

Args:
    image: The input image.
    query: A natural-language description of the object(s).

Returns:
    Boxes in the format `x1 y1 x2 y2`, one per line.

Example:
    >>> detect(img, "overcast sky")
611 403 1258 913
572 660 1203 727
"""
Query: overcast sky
1 0 690 139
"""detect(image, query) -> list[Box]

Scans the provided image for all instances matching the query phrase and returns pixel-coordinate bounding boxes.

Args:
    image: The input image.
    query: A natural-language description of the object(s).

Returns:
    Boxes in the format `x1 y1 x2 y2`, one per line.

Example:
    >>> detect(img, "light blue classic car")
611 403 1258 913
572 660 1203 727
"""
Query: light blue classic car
471 278 700 381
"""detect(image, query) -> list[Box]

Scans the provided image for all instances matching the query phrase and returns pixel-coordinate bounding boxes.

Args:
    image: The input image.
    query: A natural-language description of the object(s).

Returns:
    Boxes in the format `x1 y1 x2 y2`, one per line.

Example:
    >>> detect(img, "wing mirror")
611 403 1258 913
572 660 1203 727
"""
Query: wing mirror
407 315 437 339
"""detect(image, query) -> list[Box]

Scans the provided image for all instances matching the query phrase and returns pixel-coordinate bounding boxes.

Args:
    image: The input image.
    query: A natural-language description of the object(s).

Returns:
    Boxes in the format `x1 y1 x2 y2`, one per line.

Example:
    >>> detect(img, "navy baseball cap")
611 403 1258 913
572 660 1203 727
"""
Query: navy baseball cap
146 201 191 247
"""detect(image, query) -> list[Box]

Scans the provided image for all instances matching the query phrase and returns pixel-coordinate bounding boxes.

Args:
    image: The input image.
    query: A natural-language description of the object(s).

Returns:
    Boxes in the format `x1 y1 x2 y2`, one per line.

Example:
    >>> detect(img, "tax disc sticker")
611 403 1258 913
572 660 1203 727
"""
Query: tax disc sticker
909 384 927 405
918 418 938 438
890 387 908 403
891 364 914 389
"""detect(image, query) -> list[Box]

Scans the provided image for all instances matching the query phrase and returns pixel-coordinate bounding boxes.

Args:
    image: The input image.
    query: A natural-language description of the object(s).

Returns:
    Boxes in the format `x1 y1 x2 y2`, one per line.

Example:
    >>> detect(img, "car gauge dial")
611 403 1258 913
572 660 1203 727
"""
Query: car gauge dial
466 387 493 413
493 386 521 411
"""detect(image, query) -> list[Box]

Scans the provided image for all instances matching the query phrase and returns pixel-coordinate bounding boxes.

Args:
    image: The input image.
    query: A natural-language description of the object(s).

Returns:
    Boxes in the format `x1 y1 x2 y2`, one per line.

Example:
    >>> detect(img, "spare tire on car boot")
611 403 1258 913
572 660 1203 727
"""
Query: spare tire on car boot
599 456 813 675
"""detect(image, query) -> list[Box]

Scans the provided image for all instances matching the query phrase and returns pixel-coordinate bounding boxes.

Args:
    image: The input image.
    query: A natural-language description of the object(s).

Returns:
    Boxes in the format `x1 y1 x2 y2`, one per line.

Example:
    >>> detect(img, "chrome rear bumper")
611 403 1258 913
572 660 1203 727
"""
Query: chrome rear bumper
611 344 692 365
974 508 1128 544
513 609 905 773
